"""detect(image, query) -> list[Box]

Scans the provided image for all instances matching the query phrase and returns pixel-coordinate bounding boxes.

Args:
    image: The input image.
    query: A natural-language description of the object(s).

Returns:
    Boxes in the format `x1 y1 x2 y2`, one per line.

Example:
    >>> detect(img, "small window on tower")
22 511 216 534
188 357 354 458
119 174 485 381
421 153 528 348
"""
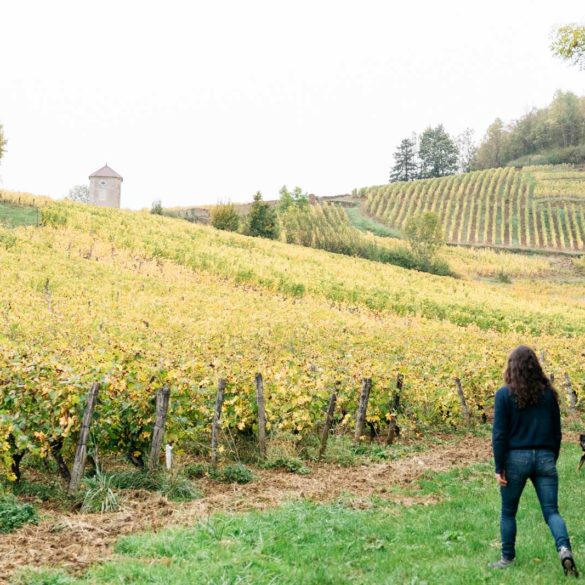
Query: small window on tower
100 180 106 186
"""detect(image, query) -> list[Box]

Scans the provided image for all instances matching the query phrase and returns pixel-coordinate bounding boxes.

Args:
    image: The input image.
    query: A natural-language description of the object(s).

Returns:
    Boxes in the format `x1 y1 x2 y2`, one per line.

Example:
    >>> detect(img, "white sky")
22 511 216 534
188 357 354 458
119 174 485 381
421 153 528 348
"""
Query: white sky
1 1 584 209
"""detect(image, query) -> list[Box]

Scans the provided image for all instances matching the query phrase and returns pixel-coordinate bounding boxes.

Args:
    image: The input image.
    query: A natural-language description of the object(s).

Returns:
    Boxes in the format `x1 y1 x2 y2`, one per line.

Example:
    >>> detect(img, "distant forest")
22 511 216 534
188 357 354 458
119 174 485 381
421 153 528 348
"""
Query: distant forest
475 90 585 169
390 91 585 182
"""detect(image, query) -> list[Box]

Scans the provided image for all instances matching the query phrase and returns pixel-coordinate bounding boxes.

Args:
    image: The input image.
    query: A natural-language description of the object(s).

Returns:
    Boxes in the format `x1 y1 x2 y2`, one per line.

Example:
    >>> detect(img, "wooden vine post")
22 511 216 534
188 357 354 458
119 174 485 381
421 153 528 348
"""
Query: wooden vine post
354 378 372 442
68 382 100 495
454 377 471 426
255 373 267 459
210 379 227 468
318 382 339 461
148 386 171 472
565 373 578 414
386 373 403 446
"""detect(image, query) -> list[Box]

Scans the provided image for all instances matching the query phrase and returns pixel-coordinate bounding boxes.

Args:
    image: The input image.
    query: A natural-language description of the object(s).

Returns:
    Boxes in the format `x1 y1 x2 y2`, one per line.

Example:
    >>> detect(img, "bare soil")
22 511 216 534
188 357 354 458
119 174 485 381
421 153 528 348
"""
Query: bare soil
0 435 491 583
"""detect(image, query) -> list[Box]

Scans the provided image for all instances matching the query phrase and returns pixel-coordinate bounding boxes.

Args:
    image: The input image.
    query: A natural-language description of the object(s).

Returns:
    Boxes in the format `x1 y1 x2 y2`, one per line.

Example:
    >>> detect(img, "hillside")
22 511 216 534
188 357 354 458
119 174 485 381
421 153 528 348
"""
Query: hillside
0 189 584 485
361 165 585 253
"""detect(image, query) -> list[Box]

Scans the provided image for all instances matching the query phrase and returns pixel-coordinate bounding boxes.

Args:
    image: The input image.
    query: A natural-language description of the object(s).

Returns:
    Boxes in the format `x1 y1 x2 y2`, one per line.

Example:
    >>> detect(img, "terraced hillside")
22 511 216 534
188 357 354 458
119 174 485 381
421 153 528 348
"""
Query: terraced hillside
0 189 584 483
362 165 585 252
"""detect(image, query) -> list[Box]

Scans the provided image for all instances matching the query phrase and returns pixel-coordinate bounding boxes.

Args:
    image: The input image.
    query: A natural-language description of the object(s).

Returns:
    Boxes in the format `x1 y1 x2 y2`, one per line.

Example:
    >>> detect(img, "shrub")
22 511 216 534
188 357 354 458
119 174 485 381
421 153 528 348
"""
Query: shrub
211 202 240 232
264 456 310 475
219 463 254 484
150 200 163 215
184 462 207 480
495 270 512 284
0 492 38 533
404 212 445 266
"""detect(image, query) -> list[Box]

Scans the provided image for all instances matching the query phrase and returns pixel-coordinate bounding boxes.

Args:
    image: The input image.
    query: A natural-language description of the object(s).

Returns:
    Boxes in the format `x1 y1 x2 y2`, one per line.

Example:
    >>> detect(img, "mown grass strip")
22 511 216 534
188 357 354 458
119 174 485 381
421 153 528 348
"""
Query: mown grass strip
19 443 585 585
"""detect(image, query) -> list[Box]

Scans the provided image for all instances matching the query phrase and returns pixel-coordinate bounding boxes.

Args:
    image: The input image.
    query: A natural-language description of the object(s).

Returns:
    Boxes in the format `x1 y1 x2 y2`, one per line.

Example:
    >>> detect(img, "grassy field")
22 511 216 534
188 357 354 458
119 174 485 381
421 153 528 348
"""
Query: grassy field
345 203 401 238
17 442 585 585
0 202 39 227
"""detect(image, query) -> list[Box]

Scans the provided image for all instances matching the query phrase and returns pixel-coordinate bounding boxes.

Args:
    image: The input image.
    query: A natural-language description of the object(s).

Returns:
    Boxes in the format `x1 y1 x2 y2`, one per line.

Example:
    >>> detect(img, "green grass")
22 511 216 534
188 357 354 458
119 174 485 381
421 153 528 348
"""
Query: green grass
345 203 401 238
0 202 39 227
18 443 585 584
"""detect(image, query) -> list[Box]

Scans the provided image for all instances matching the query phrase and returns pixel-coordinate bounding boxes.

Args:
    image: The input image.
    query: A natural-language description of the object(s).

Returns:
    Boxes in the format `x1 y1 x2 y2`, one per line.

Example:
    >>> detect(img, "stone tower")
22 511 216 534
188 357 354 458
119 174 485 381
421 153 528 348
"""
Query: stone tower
88 164 123 208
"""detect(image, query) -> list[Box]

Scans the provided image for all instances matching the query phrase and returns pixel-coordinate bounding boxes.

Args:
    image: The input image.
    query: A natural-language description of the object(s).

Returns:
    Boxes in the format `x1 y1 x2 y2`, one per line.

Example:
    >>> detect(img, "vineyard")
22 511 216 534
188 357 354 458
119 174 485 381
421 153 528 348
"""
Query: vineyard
362 164 585 252
0 189 584 487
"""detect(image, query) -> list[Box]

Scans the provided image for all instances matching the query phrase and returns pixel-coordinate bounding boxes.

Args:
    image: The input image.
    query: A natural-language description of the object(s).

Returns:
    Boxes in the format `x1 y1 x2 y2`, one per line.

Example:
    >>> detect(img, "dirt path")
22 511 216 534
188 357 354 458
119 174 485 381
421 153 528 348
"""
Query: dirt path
0 435 491 583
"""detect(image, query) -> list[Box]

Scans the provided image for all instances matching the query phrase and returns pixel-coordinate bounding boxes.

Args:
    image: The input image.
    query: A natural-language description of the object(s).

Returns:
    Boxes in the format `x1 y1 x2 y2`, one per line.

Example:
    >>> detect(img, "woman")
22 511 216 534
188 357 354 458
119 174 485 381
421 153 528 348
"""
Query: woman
490 345 577 576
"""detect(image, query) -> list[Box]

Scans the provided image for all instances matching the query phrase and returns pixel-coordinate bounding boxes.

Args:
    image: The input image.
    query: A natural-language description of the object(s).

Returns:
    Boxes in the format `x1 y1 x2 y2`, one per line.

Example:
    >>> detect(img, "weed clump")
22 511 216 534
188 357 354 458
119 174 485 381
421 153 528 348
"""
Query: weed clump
0 492 38 533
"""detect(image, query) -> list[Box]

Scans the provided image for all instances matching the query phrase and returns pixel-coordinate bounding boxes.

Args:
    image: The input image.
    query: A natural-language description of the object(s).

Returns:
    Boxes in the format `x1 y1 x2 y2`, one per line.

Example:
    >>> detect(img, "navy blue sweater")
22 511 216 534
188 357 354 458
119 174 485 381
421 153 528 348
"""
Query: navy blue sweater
492 386 561 473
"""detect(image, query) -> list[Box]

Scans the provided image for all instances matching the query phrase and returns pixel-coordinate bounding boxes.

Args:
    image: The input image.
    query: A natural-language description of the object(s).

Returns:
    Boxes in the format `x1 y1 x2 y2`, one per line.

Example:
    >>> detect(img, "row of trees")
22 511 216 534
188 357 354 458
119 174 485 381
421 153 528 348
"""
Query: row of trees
473 91 585 168
390 126 476 182
391 90 585 182
211 185 309 239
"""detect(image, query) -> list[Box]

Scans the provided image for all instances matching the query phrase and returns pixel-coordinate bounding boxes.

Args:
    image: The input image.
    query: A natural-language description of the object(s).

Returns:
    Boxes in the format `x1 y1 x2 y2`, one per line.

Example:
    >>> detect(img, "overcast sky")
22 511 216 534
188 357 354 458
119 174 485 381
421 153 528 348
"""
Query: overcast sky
1 1 583 209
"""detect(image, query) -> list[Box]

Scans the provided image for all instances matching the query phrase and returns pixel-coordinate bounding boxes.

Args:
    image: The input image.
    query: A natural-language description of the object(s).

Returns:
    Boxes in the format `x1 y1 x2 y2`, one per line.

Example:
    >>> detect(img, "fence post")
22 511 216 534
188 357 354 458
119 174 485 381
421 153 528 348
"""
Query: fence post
354 378 372 442
255 373 267 460
68 382 100 495
565 373 578 413
148 386 171 472
454 377 471 425
386 373 403 446
318 383 339 461
211 379 227 468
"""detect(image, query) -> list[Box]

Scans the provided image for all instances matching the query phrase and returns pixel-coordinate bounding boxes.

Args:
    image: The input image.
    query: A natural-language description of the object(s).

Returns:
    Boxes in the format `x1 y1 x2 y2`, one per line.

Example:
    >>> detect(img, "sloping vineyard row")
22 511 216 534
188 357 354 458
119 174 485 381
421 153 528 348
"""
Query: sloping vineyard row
1 218 584 481
362 167 585 252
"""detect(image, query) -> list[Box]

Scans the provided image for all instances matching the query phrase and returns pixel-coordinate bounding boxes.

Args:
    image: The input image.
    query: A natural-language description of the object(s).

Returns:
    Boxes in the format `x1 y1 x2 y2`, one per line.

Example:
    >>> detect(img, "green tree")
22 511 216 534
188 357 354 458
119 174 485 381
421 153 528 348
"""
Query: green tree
418 125 458 178
280 204 312 245
211 202 240 232
247 191 280 239
67 184 90 203
390 136 418 182
0 124 6 163
473 118 509 169
277 185 309 214
404 212 445 266
456 128 477 173
551 24 585 70
150 200 163 215
548 90 583 147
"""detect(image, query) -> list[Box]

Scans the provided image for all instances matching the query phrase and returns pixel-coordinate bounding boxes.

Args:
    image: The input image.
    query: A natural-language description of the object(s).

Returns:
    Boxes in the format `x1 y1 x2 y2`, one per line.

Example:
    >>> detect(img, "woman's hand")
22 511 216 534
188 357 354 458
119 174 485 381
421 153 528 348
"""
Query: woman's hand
495 471 507 486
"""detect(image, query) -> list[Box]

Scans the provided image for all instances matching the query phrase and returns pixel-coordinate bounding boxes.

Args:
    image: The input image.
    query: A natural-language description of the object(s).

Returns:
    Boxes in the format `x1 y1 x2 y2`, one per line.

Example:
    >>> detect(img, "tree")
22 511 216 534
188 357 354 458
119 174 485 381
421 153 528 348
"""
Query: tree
0 124 6 164
548 90 583 147
404 212 445 266
247 191 280 239
418 125 458 178
67 184 90 203
151 200 163 215
473 118 509 169
456 129 477 173
551 24 585 70
280 204 312 245
211 202 240 232
277 185 309 214
390 136 418 182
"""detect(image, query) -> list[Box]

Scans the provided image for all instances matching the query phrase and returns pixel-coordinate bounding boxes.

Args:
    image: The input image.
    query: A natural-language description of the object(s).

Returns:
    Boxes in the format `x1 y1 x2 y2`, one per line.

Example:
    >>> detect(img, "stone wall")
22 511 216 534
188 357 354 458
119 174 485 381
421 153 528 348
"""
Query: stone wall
89 177 121 208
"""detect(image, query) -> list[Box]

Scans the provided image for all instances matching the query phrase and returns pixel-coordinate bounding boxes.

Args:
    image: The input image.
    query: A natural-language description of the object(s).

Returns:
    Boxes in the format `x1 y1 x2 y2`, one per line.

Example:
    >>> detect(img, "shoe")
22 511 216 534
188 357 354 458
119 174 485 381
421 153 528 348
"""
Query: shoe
488 558 515 569
559 546 579 577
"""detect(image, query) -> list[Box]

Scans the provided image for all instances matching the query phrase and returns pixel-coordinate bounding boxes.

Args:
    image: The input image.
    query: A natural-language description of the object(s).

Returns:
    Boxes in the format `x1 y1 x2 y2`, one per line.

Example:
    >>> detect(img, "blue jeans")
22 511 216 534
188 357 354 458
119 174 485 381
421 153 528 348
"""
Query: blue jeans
500 449 571 560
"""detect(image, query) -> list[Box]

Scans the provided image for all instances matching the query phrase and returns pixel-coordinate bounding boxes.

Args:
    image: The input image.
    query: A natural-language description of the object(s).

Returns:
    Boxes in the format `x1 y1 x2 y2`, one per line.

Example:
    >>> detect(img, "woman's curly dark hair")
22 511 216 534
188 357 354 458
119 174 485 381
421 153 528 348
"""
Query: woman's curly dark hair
504 345 557 408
